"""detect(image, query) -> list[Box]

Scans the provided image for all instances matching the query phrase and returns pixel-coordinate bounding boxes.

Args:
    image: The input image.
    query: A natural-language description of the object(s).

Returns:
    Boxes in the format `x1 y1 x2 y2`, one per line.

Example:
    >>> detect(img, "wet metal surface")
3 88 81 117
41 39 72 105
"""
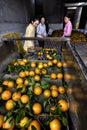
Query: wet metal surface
62 43 87 130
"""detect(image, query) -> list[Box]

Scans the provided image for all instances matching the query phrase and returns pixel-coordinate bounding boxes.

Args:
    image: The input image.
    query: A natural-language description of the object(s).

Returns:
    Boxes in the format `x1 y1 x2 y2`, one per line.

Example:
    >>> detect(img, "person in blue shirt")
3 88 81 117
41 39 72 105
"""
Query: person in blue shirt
37 17 47 48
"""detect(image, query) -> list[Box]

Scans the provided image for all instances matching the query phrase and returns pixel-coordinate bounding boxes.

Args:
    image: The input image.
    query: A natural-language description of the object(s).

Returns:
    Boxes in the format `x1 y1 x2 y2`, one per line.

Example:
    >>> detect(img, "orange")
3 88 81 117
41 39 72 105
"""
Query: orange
43 89 51 98
0 87 3 93
50 73 57 80
41 69 47 75
49 119 61 130
24 71 29 76
57 62 63 68
64 74 71 80
31 62 36 68
48 61 53 67
43 63 48 68
38 63 43 69
28 120 41 130
24 79 29 86
13 62 18 66
32 103 42 115
16 77 23 85
3 119 14 130
63 62 67 67
7 81 15 88
19 61 25 66
53 59 58 64
17 84 26 93
51 90 58 98
22 59 28 64
50 106 56 111
50 85 58 90
3 80 9 86
34 86 42 96
57 73 63 79
1 90 11 100
0 115 4 128
5 99 14 110
29 71 35 77
34 75 40 81
35 68 40 75
58 99 69 112
12 92 21 101
19 117 29 128
21 95 29 104
58 86 65 94
19 71 26 78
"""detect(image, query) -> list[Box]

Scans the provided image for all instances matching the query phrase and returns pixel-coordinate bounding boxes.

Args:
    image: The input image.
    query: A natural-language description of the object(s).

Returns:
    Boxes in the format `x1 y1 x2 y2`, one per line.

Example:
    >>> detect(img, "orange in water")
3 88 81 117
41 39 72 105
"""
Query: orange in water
3 119 14 130
51 90 58 98
57 62 63 68
28 120 41 130
31 62 36 68
16 77 23 85
0 87 3 93
5 99 14 110
24 71 29 76
50 119 61 130
48 61 53 67
29 71 35 77
19 117 29 128
1 90 11 100
0 115 4 128
22 59 28 64
3 80 9 86
58 86 65 94
58 99 69 112
38 63 43 69
34 86 42 96
24 79 29 86
50 73 57 80
21 95 29 104
50 85 58 90
12 92 21 101
53 59 58 64
35 68 40 75
57 73 63 79
43 89 51 98
41 69 47 75
7 81 15 88
32 103 42 115
34 75 40 81
19 71 26 78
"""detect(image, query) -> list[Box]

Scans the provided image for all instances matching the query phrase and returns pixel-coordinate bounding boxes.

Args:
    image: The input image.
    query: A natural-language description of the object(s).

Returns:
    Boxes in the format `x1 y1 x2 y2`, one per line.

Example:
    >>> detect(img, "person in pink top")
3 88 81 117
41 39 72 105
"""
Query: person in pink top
63 16 72 37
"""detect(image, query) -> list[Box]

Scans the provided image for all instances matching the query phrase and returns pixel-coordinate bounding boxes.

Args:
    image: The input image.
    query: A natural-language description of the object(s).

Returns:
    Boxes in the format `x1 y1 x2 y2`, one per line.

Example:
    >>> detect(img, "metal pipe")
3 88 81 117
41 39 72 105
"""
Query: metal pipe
1 37 68 42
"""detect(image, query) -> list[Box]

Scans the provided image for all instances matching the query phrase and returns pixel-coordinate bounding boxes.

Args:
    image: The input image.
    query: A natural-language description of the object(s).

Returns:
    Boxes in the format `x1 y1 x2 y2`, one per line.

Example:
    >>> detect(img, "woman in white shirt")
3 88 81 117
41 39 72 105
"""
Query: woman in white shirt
37 17 47 48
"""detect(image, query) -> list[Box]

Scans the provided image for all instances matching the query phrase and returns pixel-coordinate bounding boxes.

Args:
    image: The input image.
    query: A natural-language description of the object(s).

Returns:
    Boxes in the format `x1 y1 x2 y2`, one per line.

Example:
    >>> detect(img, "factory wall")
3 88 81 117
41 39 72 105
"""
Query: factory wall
0 0 35 35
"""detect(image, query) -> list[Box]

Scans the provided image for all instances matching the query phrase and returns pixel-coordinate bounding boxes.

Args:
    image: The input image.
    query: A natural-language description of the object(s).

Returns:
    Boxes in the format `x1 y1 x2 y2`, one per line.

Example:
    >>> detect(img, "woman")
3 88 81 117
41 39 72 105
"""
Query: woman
36 17 47 48
63 16 72 38
23 19 39 52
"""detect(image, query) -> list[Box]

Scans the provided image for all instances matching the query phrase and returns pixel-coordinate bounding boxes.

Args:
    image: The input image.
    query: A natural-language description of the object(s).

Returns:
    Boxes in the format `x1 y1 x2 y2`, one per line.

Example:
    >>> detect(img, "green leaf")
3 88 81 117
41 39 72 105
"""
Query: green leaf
45 116 54 126
18 100 24 108
41 80 50 90
31 125 37 130
43 74 50 78
43 100 48 108
25 118 32 128
4 115 7 122
62 116 68 126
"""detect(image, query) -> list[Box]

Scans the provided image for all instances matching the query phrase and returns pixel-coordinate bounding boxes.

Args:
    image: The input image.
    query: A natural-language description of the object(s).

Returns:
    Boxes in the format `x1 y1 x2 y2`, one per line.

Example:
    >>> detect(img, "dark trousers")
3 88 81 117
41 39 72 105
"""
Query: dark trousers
39 41 44 48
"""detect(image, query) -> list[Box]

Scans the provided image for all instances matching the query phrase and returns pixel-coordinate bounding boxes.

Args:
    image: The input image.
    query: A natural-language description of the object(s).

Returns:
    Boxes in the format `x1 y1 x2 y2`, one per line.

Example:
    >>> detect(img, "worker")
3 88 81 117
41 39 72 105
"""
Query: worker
23 19 39 52
63 15 72 41
36 17 47 48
